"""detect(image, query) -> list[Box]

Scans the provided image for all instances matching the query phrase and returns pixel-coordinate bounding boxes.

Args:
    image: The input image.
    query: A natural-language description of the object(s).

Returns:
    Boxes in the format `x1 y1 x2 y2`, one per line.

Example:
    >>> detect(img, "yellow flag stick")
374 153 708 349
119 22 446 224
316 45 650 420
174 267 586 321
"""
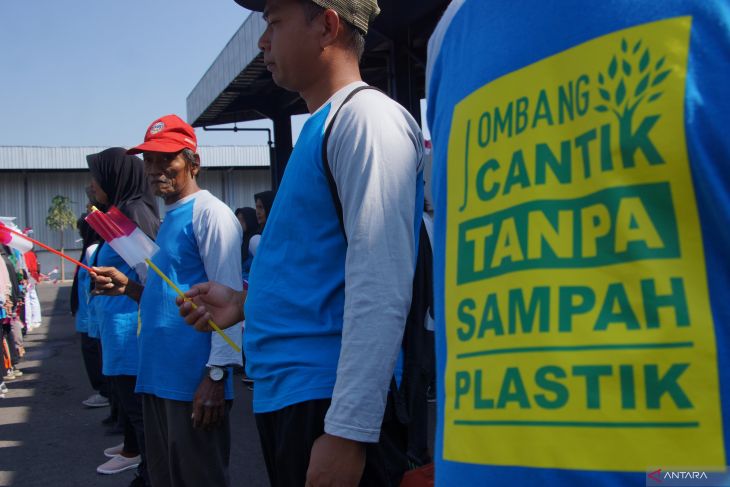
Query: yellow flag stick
145 258 241 353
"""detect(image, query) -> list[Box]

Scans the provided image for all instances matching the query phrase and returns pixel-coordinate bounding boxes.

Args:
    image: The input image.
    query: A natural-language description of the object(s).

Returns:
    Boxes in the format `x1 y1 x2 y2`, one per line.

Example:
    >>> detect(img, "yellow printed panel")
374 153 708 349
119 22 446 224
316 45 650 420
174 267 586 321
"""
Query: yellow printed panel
444 17 724 471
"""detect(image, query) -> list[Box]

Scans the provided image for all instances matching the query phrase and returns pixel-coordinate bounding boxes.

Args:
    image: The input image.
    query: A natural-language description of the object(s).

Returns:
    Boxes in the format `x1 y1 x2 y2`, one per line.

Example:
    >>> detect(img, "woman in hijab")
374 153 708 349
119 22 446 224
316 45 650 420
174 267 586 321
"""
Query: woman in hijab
71 215 111 409
235 207 259 281
87 147 158 486
254 190 274 233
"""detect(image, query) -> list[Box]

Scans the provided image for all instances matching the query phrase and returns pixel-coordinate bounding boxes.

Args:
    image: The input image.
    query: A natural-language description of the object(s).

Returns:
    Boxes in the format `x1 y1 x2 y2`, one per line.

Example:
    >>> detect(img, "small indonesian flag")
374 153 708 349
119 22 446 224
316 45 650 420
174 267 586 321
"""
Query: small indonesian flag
85 207 159 283
0 217 33 254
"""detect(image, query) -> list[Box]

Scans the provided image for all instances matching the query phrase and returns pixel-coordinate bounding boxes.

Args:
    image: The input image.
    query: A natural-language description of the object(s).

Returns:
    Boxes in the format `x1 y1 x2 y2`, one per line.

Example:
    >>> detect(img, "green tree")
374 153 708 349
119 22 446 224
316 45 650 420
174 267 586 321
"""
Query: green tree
45 195 76 281
595 38 671 167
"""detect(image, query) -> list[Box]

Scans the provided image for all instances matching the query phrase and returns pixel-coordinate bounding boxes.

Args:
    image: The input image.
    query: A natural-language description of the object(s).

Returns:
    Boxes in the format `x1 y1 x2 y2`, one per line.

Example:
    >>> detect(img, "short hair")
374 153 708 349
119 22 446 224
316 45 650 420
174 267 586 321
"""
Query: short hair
181 148 200 179
300 1 366 61
181 148 197 166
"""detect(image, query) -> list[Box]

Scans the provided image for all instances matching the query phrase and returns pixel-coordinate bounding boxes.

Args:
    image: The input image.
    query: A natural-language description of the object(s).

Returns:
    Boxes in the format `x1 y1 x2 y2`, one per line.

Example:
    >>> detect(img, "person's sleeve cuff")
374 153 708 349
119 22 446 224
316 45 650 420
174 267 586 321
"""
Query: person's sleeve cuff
324 419 381 443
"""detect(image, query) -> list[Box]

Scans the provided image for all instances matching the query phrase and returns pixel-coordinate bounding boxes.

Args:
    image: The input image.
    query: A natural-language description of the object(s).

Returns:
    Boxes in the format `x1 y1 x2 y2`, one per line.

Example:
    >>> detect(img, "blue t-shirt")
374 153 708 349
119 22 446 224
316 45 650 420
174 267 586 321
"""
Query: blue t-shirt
245 82 424 433
427 1 730 485
86 246 101 339
74 254 91 334
137 190 242 402
241 252 253 281
88 243 140 376
245 102 347 413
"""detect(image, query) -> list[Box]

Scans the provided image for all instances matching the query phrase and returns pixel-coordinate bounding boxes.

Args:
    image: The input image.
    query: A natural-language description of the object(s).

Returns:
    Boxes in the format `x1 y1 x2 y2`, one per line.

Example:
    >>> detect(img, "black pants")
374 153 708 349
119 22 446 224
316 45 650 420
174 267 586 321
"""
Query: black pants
79 333 109 397
143 394 232 487
112 375 148 484
255 398 409 487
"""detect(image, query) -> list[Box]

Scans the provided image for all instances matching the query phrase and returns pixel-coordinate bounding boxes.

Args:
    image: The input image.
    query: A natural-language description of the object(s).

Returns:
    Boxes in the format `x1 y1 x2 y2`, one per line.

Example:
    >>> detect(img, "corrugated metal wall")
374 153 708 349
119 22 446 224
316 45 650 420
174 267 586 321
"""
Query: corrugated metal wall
0 172 92 279
196 168 270 211
0 172 90 250
0 168 270 278
0 146 107 171
0 146 270 170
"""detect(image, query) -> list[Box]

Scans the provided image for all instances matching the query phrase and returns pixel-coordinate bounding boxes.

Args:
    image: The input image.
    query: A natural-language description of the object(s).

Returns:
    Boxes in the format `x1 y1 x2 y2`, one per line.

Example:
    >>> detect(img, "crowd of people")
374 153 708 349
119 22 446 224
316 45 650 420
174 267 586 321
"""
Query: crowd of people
81 1 431 485
1 230 43 397
71 140 279 485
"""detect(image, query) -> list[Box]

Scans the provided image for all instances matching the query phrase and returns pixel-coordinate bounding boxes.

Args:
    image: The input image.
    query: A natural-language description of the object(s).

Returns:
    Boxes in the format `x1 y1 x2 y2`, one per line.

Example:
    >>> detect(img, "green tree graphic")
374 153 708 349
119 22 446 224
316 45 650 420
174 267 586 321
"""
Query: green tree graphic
595 38 671 167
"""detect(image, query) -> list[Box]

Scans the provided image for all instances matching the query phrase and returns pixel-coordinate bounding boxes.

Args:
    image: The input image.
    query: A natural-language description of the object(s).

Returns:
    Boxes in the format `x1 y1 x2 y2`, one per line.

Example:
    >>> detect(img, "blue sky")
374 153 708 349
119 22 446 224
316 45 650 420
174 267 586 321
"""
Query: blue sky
0 1 429 149
0 0 281 147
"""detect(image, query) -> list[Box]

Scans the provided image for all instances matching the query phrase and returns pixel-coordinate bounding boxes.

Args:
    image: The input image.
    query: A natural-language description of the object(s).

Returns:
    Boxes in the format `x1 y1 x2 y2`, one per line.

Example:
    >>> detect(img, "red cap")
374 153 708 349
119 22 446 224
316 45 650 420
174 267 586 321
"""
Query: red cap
127 114 197 154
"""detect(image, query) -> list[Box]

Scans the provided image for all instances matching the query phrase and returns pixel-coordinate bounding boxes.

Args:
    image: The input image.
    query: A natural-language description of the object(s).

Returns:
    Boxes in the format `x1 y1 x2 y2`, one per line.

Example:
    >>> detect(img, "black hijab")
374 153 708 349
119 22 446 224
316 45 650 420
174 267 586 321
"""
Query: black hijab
236 207 259 261
86 147 160 240
254 190 275 232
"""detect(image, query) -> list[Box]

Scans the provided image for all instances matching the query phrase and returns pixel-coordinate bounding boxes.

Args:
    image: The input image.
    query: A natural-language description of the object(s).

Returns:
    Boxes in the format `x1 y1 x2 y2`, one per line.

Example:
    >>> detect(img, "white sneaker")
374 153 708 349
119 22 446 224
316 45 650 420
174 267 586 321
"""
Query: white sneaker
0 382 7 394
104 442 124 458
82 393 110 408
96 454 140 474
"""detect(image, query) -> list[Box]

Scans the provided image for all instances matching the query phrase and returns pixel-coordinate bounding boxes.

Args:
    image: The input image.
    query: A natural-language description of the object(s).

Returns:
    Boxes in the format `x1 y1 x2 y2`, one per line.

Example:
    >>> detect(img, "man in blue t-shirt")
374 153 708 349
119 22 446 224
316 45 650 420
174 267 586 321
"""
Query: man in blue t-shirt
93 114 243 486
178 0 424 485
426 1 730 485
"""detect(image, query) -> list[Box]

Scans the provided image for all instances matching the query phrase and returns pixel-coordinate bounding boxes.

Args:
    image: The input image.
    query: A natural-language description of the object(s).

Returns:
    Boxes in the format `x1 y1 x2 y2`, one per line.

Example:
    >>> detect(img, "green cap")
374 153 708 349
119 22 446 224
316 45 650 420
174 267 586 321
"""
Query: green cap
234 0 380 34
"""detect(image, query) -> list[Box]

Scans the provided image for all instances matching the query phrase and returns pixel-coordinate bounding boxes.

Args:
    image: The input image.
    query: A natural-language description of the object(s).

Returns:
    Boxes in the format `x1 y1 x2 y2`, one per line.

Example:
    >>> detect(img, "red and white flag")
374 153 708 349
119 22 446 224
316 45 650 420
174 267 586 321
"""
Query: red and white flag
85 207 158 283
0 217 33 254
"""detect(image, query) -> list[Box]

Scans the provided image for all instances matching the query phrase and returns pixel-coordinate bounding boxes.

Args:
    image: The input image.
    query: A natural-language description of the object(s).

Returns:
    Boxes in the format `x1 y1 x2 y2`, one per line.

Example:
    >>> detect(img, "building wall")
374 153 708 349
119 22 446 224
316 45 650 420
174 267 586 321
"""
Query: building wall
197 167 270 212
1 172 90 249
0 168 270 279
0 146 270 170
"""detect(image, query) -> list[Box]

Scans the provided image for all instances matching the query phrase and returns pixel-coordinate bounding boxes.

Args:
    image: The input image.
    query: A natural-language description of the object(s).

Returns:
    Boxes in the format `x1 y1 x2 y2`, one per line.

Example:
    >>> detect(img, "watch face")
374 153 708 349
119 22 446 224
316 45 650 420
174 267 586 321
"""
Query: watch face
209 367 224 381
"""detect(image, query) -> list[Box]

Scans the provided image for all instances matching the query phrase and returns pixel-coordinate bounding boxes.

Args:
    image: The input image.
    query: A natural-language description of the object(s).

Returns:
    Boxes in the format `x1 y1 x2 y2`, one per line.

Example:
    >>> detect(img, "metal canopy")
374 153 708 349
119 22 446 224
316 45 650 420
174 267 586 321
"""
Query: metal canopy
187 0 449 187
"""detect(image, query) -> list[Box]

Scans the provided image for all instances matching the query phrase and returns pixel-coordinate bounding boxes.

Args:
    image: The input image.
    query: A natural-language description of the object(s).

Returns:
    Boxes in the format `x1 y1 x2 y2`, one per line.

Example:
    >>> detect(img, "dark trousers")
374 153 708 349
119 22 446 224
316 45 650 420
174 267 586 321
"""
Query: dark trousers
2 319 23 367
112 375 148 484
143 394 232 487
2 324 14 368
79 333 109 397
255 398 409 487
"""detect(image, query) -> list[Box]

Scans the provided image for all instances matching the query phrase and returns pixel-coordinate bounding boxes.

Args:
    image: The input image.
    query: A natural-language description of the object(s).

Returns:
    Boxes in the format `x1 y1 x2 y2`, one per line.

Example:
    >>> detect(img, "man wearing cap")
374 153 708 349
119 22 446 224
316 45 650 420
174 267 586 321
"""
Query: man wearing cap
93 114 243 487
178 1 424 485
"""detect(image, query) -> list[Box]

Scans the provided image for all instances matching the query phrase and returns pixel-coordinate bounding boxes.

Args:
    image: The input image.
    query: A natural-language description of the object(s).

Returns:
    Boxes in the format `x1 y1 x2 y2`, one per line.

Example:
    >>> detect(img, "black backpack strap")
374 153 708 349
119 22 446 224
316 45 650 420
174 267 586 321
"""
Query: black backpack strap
321 85 384 243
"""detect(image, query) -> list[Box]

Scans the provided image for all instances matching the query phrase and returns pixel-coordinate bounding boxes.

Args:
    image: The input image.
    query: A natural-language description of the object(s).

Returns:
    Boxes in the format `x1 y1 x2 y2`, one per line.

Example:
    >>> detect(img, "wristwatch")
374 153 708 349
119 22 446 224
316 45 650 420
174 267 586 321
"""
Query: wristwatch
207 366 228 382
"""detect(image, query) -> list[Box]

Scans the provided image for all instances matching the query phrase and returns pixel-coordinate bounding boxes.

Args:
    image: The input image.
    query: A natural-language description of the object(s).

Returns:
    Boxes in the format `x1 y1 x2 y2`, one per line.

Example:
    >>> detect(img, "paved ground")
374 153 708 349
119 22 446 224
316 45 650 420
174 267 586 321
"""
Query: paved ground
0 282 268 487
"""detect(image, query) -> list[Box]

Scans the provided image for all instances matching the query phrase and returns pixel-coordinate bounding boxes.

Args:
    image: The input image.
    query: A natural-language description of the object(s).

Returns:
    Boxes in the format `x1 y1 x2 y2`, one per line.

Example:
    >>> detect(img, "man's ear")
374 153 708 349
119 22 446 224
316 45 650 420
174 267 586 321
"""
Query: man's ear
320 8 341 49
191 152 202 178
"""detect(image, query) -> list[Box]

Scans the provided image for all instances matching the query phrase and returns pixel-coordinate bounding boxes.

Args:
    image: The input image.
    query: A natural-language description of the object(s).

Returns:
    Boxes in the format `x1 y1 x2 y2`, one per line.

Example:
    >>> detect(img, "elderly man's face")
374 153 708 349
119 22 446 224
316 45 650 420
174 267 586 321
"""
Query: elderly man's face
143 151 198 204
